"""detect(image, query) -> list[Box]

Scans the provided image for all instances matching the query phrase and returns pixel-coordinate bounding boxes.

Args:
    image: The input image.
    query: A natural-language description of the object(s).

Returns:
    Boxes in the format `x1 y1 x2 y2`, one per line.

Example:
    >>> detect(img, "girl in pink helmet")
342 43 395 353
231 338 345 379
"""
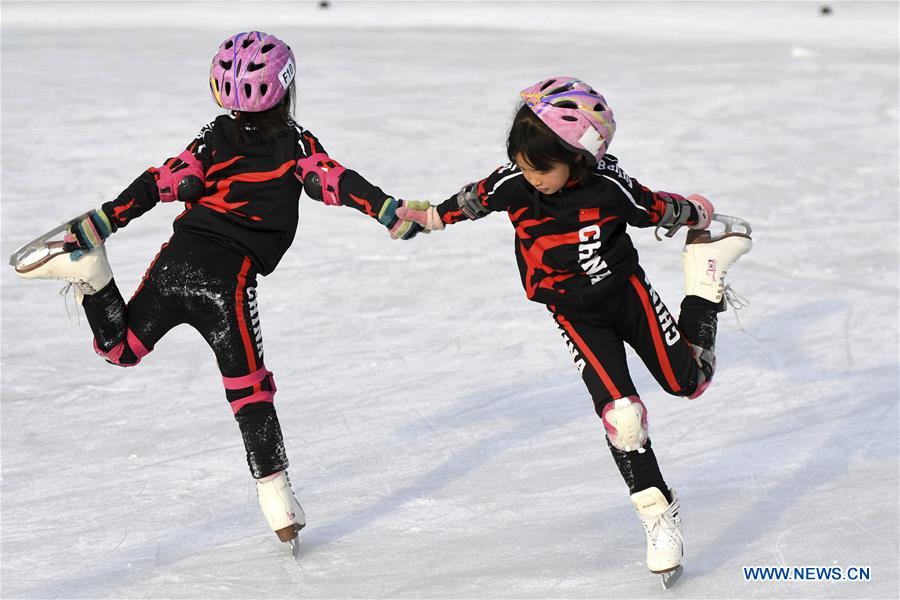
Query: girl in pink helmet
398 76 752 585
15 31 423 556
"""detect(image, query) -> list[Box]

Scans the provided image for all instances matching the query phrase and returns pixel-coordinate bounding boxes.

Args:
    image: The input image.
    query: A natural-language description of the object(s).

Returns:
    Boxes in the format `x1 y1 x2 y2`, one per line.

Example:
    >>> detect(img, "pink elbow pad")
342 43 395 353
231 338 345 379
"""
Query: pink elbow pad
154 150 205 203
295 152 346 206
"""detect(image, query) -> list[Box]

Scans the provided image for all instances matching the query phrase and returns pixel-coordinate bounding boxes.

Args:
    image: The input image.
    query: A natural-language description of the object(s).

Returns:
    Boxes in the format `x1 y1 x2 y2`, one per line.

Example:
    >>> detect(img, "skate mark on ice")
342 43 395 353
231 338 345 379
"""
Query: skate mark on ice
685 402 894 577
296 378 585 556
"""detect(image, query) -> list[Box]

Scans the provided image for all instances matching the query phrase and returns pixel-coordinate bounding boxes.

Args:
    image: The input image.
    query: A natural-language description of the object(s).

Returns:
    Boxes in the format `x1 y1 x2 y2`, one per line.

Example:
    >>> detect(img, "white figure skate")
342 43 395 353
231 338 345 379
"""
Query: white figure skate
631 487 684 589
10 211 113 300
14 244 112 300
11 211 92 271
683 214 752 305
257 471 306 559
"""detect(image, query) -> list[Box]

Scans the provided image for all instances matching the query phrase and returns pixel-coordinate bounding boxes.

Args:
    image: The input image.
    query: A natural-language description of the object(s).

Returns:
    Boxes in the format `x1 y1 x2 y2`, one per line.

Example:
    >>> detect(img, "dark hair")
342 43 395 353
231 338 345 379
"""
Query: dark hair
506 104 586 180
227 80 295 145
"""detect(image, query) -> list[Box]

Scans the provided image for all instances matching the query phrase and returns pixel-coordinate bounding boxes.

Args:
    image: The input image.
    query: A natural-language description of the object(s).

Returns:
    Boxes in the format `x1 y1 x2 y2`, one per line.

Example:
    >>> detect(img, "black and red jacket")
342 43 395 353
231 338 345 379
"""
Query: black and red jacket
101 115 392 275
434 156 696 309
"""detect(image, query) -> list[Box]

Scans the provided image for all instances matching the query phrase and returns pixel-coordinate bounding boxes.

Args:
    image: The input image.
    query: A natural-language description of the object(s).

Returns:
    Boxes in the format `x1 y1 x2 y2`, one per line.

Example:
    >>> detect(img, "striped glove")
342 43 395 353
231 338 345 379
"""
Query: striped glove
65 209 114 259
378 198 429 240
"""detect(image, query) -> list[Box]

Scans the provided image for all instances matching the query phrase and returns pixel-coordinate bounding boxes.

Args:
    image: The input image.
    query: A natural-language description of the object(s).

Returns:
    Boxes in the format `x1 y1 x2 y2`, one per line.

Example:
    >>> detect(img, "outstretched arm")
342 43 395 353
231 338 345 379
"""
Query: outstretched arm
597 156 712 236
66 124 213 254
626 186 713 237
293 126 422 239
396 163 520 231
100 123 213 231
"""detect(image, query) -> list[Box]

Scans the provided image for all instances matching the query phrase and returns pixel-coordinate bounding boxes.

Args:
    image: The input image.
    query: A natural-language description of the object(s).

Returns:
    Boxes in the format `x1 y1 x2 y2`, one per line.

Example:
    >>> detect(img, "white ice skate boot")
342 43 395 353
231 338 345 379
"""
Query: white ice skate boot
683 215 752 305
631 487 683 587
15 245 112 301
257 470 306 557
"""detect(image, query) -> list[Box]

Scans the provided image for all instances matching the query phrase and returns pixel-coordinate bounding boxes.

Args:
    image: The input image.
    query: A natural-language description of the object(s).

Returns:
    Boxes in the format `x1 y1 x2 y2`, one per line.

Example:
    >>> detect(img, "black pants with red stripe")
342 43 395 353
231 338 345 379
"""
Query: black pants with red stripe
81 231 288 479
551 268 719 497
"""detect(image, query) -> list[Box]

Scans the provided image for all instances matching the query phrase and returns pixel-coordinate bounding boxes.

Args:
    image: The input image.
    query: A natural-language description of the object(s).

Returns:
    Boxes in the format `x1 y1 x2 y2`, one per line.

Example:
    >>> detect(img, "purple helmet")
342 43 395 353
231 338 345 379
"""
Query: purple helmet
209 31 296 112
520 77 616 164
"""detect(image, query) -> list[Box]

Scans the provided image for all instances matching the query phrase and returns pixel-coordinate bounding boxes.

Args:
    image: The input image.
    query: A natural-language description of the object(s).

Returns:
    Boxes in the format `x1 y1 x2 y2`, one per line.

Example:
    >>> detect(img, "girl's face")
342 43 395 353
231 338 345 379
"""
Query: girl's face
515 154 571 195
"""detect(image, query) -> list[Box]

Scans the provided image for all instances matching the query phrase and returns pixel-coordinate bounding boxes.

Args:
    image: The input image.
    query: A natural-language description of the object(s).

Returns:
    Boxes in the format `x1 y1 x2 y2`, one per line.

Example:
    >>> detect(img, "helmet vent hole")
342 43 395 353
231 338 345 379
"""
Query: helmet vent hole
242 38 254 49
561 115 578 122
260 84 268 96
247 62 265 72
555 100 578 109
224 40 234 50
219 60 233 70
261 43 275 53
594 103 605 111
540 79 556 91
224 81 231 96
244 83 252 98
548 87 569 96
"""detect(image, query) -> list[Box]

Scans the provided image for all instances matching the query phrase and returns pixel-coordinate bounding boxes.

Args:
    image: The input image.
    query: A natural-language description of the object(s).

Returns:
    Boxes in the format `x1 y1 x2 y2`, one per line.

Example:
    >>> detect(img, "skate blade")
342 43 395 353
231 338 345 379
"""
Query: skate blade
277 521 304 560
682 214 752 245
657 564 684 590
711 213 752 237
685 216 752 246
289 536 302 560
9 211 94 271
12 241 69 275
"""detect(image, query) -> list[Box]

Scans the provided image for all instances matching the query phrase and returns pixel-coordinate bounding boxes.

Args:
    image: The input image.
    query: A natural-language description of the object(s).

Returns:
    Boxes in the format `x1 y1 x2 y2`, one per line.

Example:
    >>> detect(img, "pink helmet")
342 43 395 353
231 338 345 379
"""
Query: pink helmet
209 31 296 112
520 77 616 164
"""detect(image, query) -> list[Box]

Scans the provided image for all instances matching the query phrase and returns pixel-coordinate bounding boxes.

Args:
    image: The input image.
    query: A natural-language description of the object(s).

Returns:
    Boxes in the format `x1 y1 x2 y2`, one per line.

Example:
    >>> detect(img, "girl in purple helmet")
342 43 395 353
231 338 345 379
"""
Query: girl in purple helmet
397 76 752 583
15 31 423 555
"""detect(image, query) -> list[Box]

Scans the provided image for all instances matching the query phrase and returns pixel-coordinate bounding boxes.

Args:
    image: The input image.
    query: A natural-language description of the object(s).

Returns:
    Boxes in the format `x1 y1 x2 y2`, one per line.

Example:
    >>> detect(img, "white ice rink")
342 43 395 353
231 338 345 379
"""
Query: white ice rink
1 1 898 598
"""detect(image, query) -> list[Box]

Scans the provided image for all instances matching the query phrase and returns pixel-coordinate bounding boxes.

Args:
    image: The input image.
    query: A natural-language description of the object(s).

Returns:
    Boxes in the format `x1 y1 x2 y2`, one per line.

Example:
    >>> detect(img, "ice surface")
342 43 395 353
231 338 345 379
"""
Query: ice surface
1 1 898 598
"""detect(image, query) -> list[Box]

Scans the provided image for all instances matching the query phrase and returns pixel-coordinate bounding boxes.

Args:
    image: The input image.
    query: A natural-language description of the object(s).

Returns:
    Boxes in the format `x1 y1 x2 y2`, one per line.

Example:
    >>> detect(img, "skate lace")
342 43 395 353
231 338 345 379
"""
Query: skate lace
723 283 749 330
723 284 749 310
59 283 81 324
644 501 683 551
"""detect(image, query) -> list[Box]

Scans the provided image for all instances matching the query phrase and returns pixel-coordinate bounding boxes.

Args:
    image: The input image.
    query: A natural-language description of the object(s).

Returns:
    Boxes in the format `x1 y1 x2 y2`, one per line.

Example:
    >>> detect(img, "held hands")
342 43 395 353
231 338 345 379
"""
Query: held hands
378 198 429 240
395 203 444 232
65 209 114 259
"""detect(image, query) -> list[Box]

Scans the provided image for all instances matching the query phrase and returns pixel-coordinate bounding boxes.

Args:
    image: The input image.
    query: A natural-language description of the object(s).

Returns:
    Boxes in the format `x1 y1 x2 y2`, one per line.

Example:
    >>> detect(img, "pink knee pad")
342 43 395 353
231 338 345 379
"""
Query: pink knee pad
688 377 712 399
223 367 276 414
93 329 149 367
602 395 649 453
